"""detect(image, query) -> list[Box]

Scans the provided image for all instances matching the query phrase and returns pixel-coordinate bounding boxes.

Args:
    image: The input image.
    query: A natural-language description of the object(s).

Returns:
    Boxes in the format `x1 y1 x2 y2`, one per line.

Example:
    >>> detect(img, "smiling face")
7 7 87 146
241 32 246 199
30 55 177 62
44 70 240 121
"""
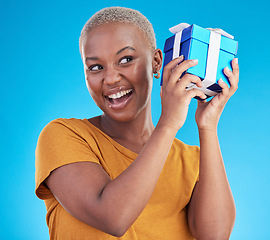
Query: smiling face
81 23 158 122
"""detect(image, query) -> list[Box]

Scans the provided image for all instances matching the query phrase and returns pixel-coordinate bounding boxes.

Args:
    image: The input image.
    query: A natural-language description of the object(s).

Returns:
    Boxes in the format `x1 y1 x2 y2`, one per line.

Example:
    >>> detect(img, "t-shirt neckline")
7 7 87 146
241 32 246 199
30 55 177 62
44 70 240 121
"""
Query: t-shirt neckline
82 118 138 159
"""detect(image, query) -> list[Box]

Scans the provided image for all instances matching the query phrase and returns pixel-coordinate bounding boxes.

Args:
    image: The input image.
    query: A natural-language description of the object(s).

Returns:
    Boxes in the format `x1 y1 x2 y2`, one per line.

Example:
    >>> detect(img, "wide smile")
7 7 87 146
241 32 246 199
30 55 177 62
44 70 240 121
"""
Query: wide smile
105 88 133 110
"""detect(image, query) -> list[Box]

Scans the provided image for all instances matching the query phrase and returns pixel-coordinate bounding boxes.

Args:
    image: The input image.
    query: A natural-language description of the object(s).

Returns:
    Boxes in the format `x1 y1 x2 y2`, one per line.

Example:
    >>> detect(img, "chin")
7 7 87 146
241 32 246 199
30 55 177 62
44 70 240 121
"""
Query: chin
104 103 150 123
104 111 140 123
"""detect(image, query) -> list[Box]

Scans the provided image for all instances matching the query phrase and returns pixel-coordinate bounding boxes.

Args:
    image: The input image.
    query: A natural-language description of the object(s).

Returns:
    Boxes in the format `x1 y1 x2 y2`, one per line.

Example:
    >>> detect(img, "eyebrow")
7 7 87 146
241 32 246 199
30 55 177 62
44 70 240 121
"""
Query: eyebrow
85 56 98 63
84 46 136 63
116 46 136 55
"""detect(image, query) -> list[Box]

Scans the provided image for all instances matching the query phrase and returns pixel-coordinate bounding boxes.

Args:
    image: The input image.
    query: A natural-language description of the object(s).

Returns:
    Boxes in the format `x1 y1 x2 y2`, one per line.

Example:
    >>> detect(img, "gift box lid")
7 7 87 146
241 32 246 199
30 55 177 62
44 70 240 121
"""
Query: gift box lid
164 24 238 55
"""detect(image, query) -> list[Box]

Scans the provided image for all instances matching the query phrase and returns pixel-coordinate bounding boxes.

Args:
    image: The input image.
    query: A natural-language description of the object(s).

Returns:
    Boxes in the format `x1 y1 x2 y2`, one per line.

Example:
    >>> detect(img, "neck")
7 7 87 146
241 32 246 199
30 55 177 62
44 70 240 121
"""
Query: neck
98 105 154 153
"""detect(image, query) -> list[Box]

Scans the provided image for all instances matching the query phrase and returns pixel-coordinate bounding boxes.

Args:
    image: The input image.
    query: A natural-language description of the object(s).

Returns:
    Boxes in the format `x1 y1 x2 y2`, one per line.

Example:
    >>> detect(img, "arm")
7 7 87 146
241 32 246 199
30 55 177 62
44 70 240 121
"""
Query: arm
45 56 205 237
187 58 239 239
45 124 176 237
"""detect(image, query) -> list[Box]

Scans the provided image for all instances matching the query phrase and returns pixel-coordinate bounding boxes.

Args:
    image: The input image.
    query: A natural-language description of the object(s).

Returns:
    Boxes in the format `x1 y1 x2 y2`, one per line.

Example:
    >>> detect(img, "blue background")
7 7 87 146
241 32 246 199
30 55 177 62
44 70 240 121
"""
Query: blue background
1 0 269 239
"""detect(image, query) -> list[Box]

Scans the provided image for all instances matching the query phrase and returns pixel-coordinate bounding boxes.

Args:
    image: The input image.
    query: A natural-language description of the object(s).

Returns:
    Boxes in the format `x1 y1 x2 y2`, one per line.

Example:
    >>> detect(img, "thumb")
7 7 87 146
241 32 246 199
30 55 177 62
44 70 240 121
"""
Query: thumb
197 98 207 106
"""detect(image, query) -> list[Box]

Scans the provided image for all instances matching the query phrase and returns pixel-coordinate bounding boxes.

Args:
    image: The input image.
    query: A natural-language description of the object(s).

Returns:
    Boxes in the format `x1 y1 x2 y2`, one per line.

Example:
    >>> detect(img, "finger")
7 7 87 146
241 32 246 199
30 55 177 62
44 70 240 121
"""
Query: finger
186 88 207 102
197 98 207 106
162 55 184 85
169 59 199 85
210 79 230 107
218 79 230 97
231 58 239 83
223 67 238 93
178 73 203 89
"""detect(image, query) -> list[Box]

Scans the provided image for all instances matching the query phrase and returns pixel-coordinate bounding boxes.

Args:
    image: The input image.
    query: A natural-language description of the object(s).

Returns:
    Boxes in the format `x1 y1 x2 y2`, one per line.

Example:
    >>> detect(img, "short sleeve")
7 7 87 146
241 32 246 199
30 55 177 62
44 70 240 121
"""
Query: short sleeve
193 146 200 182
191 145 200 182
35 119 100 200
186 144 200 183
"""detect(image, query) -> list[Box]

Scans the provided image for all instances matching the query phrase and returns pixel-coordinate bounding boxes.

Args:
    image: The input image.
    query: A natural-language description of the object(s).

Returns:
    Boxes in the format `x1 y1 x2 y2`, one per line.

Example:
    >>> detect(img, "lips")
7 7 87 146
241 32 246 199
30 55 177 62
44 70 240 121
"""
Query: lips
105 88 133 109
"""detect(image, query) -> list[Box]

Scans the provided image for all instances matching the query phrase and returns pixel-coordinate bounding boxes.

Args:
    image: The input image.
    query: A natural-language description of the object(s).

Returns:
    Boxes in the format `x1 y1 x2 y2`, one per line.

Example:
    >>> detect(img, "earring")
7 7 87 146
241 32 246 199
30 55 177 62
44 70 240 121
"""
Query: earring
154 72 160 79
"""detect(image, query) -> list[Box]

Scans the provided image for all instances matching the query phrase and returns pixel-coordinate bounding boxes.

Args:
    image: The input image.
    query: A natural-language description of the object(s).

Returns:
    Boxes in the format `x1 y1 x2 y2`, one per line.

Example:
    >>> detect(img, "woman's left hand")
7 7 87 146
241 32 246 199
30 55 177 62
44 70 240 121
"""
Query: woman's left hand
195 58 239 131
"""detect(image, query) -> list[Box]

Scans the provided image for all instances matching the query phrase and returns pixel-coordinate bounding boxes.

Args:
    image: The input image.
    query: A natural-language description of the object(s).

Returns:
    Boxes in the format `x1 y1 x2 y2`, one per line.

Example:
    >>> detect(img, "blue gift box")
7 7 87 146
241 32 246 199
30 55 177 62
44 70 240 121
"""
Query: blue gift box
161 23 238 97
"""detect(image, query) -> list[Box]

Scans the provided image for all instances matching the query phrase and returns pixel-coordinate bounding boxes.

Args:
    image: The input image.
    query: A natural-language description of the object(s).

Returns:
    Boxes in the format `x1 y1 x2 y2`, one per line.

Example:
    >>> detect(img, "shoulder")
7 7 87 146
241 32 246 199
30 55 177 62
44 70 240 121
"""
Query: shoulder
38 118 96 142
169 138 200 171
35 118 101 199
169 138 200 183
36 118 97 167
40 118 89 132
172 138 200 156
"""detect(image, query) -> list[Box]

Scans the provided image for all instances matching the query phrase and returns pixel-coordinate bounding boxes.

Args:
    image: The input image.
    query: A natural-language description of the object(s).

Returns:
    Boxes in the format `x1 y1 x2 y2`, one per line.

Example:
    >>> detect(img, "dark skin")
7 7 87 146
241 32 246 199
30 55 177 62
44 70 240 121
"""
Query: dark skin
45 22 238 238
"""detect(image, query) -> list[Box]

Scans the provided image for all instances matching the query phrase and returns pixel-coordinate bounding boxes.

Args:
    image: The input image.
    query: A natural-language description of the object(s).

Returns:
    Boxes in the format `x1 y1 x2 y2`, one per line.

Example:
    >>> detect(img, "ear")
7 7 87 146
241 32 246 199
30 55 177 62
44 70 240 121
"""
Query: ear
152 49 163 73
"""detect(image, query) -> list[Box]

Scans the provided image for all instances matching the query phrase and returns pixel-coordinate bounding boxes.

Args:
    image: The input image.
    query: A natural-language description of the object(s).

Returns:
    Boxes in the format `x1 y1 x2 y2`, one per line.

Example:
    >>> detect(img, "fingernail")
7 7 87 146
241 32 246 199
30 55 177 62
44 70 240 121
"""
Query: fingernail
224 67 229 71
192 59 198 63
234 58 238 64
178 55 184 60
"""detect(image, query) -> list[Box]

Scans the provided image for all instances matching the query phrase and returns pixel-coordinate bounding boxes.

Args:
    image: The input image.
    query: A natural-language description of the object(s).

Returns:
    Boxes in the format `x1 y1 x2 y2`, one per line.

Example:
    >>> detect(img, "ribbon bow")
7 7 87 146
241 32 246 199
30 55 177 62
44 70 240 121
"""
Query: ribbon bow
169 23 234 39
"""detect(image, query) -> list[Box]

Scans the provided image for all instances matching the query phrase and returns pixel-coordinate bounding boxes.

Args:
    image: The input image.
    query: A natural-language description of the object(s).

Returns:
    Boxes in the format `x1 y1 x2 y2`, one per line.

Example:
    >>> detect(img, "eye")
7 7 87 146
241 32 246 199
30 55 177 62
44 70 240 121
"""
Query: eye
119 56 133 65
88 64 103 71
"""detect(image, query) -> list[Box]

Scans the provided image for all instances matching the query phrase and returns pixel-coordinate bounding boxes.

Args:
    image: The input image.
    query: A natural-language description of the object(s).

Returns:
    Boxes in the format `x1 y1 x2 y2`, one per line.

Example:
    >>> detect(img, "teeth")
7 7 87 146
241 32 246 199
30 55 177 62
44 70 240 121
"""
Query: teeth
108 89 132 99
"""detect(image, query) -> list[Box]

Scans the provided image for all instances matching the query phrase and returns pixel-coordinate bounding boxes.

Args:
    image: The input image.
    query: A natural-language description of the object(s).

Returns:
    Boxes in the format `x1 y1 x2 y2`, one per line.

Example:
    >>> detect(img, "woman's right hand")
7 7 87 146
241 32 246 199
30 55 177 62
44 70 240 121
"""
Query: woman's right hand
159 56 207 132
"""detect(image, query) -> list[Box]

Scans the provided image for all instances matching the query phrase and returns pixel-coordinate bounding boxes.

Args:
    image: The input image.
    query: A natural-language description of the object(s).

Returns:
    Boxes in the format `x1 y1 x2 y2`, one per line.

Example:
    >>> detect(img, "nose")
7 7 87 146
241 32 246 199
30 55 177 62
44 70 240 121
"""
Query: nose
103 66 121 85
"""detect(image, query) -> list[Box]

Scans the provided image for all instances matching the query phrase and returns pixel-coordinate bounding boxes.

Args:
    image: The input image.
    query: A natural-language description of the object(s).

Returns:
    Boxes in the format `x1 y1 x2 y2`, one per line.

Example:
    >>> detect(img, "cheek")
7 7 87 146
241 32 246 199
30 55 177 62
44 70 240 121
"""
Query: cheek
85 74 101 98
132 57 152 78
134 60 153 88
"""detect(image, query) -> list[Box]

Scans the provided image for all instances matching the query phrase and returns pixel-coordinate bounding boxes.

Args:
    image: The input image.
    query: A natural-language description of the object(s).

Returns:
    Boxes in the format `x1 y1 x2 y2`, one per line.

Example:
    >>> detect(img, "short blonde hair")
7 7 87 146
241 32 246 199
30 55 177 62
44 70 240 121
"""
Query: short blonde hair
79 7 156 54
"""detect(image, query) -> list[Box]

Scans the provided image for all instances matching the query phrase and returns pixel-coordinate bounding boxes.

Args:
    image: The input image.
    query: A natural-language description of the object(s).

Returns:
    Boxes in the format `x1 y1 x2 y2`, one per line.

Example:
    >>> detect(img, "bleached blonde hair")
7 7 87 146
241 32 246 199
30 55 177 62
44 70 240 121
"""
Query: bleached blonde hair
79 7 156 54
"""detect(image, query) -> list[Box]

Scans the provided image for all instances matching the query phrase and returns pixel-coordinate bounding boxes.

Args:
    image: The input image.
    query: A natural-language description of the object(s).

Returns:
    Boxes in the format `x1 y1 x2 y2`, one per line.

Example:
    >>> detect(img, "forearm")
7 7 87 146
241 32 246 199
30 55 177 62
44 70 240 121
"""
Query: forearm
97 121 177 235
192 129 236 239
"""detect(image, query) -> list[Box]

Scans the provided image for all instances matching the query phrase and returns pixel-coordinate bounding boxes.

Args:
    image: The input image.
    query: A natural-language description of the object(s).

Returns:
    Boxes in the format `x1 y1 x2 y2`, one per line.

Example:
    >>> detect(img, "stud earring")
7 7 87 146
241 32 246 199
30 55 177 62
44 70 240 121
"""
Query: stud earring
154 72 160 79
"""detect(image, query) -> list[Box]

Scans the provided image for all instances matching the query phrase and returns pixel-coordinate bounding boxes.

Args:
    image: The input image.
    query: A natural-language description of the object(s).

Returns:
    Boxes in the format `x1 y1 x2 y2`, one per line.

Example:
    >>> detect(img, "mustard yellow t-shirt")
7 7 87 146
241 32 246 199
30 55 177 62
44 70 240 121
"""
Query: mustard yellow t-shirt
35 118 200 239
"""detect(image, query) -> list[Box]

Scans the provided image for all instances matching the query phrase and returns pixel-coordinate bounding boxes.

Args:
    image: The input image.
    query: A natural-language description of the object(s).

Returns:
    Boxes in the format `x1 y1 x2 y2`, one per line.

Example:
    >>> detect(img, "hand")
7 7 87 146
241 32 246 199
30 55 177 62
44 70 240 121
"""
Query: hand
195 58 239 131
159 56 207 132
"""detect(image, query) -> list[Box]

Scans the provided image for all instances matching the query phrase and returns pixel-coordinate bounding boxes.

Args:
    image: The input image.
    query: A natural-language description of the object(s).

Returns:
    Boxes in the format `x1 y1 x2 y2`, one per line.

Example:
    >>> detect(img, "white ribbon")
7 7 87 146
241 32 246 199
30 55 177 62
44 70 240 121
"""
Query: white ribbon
206 28 234 39
170 23 190 59
169 23 234 96
204 31 221 85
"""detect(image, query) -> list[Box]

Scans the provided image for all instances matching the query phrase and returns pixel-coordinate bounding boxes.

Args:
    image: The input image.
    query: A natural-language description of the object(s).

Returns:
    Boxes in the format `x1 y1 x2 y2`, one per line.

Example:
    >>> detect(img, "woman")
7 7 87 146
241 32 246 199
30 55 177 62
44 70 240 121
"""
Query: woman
35 7 238 239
